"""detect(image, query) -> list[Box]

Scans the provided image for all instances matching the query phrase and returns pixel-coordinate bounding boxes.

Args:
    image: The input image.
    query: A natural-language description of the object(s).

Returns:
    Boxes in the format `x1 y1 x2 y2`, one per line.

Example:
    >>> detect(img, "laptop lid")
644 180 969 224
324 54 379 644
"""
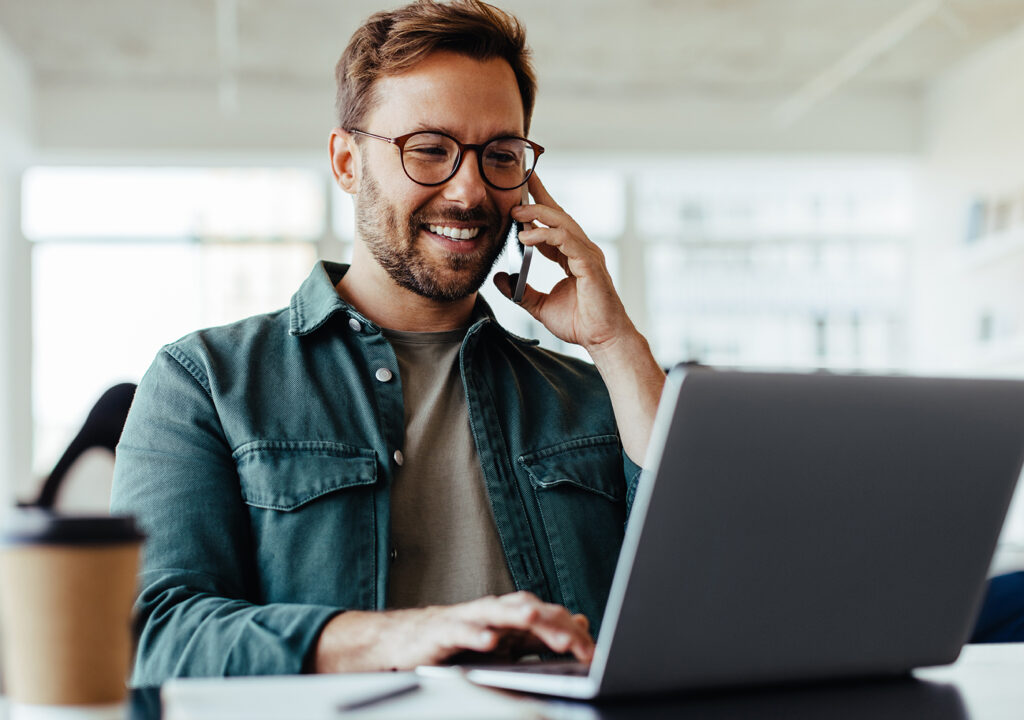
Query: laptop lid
591 367 1024 696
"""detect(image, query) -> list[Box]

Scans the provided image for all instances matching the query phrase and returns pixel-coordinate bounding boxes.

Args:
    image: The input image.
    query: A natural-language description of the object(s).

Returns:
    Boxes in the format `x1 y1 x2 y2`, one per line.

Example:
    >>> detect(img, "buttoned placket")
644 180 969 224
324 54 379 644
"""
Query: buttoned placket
346 311 406 608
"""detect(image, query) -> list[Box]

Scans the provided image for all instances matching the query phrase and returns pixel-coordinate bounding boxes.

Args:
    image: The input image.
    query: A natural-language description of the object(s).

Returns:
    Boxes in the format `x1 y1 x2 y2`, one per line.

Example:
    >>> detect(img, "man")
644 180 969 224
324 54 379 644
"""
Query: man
112 0 665 683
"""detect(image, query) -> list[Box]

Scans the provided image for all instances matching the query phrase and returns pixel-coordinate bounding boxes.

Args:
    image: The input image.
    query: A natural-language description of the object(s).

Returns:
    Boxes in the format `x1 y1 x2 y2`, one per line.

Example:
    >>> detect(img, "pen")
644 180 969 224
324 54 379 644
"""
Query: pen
335 678 422 712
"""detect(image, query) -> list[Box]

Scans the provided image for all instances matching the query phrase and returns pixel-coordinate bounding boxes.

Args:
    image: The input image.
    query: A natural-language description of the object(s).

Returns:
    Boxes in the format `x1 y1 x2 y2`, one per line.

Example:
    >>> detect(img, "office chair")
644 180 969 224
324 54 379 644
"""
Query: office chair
30 382 137 511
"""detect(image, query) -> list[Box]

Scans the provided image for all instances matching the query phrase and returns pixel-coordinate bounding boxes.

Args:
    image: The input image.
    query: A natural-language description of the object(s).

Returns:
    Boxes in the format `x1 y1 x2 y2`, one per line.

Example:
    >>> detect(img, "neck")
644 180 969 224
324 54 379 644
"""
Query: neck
334 245 477 332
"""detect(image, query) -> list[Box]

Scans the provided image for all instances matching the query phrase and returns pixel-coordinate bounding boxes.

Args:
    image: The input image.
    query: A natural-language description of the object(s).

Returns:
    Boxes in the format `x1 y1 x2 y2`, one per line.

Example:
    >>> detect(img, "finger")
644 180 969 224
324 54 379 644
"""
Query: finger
428 617 501 660
509 280 549 319
525 623 593 660
519 226 598 260
523 606 595 661
526 173 564 213
493 272 549 312
479 595 595 661
455 593 546 628
458 593 582 640
520 228 607 282
526 235 571 275
514 202 582 237
573 613 590 633
516 199 581 231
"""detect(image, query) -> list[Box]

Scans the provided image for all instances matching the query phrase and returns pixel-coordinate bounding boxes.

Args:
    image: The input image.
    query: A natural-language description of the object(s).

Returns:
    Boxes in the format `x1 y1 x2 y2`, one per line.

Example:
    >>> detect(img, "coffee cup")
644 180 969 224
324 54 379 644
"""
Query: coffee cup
0 510 144 708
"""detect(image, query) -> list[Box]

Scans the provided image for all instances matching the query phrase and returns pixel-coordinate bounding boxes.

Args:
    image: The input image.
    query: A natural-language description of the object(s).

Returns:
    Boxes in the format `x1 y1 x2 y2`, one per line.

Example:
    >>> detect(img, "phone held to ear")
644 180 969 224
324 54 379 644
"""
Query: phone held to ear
508 188 533 304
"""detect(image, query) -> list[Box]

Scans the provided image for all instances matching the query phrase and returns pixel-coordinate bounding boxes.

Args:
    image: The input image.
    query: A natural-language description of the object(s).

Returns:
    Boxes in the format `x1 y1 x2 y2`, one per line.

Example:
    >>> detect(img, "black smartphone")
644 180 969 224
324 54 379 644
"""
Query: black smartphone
508 188 533 304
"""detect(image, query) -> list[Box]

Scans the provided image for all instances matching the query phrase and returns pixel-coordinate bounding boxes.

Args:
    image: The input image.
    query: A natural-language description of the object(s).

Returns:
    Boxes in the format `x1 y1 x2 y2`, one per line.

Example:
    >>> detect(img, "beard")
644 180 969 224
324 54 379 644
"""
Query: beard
355 169 511 302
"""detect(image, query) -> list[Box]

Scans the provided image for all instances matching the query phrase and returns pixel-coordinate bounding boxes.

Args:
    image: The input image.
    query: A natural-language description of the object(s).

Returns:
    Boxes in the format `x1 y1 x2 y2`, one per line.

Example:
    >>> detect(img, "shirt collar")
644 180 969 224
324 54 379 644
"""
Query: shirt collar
288 261 359 336
288 261 537 345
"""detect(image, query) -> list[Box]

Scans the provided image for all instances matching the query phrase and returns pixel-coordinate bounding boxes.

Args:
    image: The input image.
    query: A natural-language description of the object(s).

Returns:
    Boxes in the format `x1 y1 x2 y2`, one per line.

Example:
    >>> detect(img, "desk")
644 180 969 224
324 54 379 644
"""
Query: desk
3 644 1022 720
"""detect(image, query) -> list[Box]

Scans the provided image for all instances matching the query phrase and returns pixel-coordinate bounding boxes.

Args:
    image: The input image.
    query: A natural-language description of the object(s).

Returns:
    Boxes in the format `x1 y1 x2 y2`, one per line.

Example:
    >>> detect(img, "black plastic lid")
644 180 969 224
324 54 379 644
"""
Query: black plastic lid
0 510 145 546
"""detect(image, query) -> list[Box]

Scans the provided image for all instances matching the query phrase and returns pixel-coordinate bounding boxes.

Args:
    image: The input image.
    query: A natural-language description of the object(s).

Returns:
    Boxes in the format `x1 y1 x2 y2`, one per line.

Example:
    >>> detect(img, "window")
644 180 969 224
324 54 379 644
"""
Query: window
634 158 915 369
25 167 324 478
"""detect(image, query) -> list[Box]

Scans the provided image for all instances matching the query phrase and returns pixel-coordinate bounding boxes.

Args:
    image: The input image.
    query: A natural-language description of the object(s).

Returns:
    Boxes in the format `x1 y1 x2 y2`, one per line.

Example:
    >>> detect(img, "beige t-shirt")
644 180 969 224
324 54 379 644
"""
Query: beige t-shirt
384 327 517 609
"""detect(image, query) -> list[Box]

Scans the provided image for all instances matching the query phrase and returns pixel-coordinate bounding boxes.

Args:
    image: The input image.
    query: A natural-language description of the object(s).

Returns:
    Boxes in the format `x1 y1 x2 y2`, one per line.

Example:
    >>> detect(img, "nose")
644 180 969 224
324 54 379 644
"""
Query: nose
441 149 489 208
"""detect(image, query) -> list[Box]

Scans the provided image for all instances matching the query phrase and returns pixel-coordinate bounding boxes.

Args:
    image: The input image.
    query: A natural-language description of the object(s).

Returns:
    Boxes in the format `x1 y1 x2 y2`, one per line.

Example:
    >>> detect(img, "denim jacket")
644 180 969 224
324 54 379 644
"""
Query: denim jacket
112 261 642 685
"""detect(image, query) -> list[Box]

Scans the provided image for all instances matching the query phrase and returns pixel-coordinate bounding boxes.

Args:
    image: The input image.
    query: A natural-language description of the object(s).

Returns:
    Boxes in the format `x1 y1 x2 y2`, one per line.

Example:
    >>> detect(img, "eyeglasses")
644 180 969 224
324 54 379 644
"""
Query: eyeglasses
347 129 544 190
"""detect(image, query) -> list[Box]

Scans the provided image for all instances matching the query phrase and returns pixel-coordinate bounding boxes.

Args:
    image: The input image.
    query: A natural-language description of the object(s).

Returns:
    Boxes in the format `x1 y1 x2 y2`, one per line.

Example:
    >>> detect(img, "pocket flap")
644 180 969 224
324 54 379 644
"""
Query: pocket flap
518 435 624 502
235 440 377 511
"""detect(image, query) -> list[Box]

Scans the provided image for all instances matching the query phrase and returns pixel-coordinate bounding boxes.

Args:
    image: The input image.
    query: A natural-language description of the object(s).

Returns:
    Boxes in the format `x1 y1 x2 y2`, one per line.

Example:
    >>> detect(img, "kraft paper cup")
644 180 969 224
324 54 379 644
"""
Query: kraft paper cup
0 511 144 709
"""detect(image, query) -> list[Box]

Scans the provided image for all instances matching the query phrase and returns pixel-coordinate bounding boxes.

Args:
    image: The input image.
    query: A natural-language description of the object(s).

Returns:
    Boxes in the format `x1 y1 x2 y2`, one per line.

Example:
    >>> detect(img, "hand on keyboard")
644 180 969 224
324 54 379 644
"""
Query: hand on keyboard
310 591 594 672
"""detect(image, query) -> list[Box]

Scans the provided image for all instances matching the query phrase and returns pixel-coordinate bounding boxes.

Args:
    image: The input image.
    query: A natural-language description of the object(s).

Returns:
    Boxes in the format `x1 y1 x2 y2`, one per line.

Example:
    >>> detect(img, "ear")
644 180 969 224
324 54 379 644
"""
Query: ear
329 128 360 194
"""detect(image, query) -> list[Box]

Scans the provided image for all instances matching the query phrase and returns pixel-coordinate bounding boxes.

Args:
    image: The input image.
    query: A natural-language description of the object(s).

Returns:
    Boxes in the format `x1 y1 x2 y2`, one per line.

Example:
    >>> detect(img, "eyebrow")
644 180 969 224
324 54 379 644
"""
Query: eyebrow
409 122 525 140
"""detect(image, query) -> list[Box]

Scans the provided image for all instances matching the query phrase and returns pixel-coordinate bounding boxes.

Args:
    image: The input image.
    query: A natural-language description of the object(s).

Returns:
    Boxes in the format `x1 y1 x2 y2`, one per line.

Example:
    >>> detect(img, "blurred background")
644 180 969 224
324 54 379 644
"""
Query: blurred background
1 0 1023 562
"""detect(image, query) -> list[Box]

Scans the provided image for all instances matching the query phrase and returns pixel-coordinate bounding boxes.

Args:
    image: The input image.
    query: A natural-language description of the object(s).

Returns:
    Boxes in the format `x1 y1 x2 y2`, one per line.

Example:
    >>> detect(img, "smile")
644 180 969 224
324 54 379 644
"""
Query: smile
426 224 481 241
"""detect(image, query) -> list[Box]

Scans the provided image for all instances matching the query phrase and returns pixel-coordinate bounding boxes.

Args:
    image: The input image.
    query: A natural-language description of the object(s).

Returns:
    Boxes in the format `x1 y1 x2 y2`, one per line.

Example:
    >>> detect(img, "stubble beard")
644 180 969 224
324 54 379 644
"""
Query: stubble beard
355 169 510 302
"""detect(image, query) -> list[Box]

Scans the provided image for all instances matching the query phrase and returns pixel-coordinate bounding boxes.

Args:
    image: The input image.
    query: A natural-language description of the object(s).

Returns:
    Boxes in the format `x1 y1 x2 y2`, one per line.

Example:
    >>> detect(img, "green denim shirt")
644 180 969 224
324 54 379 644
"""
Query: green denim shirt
111 261 642 685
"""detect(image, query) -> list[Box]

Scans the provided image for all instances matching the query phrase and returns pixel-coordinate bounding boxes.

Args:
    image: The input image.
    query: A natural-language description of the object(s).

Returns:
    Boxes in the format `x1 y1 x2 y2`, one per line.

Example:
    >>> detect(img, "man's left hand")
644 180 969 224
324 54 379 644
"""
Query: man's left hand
493 173 637 356
493 173 666 465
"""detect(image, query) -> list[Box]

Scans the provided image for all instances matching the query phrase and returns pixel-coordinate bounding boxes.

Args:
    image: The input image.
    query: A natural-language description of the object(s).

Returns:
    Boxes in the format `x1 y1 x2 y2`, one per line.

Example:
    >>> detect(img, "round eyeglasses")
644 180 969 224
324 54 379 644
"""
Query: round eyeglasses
347 129 544 191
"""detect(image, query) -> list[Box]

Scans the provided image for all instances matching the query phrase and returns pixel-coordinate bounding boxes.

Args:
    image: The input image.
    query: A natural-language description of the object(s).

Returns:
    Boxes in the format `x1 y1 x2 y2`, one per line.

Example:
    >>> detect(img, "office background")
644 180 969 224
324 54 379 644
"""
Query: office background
1 0 1024 561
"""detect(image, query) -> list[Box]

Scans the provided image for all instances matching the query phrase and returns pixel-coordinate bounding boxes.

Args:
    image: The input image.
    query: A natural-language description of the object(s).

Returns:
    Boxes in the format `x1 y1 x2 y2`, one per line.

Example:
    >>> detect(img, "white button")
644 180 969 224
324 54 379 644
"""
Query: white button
375 368 393 383
348 318 362 332
393 450 404 466
389 546 398 562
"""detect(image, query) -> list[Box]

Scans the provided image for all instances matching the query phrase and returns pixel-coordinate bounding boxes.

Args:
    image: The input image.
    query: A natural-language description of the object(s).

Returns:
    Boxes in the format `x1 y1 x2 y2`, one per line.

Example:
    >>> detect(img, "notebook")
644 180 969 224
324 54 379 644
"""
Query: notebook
466 366 1024 698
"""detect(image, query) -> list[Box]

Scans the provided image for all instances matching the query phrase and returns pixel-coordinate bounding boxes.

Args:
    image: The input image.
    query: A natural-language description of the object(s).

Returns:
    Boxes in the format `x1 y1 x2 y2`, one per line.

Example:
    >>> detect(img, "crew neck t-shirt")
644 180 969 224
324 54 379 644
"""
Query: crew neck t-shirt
383 326 517 609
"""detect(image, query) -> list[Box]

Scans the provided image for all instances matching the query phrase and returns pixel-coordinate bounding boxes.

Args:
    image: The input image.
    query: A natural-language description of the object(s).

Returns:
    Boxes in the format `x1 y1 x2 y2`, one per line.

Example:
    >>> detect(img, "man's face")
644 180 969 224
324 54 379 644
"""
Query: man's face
353 52 526 301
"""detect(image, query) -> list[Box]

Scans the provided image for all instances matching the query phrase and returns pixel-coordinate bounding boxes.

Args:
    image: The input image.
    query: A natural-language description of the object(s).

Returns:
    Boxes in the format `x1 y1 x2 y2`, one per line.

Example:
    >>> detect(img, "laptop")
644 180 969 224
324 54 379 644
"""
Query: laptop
466 366 1024 699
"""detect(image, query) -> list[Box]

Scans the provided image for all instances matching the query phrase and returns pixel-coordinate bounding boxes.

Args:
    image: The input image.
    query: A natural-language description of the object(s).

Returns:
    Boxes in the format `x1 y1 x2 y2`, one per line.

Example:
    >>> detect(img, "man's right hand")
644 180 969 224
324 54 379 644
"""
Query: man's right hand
309 591 595 673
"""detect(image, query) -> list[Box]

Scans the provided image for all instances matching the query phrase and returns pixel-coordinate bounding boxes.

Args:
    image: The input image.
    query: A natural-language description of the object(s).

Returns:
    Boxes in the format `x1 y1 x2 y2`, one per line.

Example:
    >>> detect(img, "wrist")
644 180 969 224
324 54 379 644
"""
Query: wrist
586 328 650 370
310 610 392 673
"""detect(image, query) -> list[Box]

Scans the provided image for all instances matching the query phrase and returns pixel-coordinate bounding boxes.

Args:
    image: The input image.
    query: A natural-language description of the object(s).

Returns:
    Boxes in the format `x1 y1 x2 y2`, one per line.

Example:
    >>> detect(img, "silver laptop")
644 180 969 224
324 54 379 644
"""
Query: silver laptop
467 366 1024 699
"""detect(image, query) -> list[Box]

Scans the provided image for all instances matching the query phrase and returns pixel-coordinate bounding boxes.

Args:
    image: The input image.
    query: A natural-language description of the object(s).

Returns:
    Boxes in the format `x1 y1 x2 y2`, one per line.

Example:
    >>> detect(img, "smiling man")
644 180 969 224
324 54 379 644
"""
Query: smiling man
112 0 665 683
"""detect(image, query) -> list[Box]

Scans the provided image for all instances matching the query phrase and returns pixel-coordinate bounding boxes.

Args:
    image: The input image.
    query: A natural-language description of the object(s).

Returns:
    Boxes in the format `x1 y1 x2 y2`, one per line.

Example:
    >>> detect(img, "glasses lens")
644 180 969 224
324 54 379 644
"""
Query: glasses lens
482 138 536 189
400 133 460 185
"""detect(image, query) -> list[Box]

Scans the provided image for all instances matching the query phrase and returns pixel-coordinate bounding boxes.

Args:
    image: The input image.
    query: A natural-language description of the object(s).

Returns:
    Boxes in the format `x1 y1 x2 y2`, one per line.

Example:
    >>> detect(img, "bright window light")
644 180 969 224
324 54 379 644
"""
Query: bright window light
23 167 325 240
25 166 324 486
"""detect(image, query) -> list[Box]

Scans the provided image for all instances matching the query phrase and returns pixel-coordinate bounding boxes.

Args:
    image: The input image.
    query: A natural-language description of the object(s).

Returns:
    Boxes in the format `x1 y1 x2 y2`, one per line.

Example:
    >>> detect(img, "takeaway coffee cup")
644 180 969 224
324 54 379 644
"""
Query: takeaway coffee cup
0 511 144 707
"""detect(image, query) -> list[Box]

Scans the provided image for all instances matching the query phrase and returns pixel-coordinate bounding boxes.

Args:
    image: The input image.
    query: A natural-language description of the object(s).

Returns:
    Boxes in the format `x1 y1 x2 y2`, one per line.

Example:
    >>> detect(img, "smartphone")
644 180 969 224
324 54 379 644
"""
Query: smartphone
508 188 533 304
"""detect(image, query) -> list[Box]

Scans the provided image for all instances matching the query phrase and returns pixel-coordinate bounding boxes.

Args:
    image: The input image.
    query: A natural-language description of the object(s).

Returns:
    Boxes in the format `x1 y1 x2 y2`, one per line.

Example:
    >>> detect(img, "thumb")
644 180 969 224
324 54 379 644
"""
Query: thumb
492 273 544 318
493 271 514 300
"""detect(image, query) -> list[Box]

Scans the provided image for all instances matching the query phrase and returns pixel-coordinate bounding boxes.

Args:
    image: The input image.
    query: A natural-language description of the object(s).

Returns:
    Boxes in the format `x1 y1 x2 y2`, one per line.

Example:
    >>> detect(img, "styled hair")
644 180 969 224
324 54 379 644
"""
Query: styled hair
335 0 537 133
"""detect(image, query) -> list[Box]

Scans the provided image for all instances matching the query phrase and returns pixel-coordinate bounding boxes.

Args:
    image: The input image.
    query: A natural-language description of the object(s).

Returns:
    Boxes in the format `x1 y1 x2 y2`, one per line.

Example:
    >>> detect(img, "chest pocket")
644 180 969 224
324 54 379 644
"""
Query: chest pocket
518 435 626 638
235 440 378 607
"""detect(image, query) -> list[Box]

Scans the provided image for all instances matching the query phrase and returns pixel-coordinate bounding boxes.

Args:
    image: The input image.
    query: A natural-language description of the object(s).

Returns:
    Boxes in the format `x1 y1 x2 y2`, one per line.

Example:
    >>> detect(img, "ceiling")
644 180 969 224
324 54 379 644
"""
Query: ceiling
3 0 1024 155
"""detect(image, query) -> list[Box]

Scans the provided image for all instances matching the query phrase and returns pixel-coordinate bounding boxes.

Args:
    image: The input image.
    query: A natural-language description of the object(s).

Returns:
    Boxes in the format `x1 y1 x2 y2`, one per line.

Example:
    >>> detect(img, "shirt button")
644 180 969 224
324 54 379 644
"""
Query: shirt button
375 368 393 383
393 449 404 466
348 318 362 332
389 546 398 562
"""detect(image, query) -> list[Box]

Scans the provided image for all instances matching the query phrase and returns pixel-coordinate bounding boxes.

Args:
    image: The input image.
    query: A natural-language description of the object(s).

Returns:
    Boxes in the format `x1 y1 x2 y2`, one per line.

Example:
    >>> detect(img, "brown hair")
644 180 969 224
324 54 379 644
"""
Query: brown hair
335 0 537 134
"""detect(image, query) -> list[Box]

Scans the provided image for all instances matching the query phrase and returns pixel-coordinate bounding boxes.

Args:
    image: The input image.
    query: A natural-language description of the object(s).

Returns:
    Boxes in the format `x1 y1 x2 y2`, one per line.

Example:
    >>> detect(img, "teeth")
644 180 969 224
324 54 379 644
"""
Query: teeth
428 224 480 241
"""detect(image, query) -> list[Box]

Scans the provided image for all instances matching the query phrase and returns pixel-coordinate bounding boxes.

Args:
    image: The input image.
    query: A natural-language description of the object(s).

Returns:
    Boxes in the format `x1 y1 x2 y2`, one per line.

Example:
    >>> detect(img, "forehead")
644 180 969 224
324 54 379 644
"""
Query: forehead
366 51 525 139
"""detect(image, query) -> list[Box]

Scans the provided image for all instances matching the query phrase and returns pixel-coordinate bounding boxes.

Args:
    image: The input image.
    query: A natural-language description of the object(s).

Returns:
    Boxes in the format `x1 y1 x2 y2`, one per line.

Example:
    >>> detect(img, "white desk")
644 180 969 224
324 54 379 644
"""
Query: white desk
3 643 1023 720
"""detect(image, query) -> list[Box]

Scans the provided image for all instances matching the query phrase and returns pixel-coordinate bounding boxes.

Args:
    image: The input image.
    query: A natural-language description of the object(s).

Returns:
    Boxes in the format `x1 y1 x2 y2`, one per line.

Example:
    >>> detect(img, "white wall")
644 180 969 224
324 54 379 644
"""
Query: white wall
0 25 33 507
916 21 1024 565
914 22 1024 374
